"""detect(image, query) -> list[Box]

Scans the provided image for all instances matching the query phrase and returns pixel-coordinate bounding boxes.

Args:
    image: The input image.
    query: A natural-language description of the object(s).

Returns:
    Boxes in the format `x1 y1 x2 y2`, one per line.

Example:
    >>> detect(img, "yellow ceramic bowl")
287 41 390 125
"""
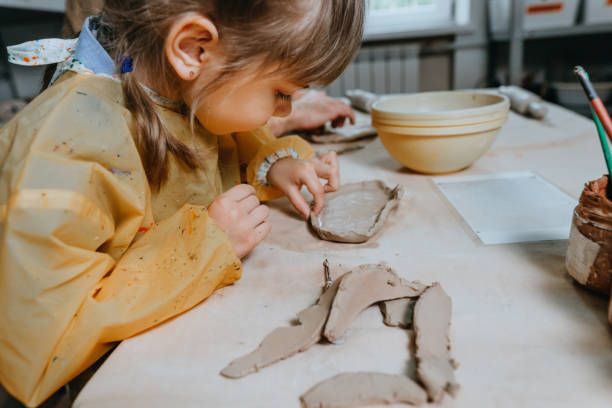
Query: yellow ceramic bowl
372 109 509 128
371 91 509 173
374 115 507 136
377 127 502 174
372 91 509 125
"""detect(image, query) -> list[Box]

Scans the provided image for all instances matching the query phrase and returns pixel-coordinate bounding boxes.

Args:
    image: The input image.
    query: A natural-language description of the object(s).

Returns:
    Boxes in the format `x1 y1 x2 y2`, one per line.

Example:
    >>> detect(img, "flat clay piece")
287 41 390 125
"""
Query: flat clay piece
221 279 341 379
323 264 427 343
310 180 404 243
413 283 459 402
379 298 416 329
300 372 427 408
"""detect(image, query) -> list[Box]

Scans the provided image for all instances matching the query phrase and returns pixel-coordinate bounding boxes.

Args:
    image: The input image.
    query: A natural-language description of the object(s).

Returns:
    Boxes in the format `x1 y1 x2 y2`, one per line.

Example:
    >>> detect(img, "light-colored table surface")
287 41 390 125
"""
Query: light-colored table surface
75 103 612 408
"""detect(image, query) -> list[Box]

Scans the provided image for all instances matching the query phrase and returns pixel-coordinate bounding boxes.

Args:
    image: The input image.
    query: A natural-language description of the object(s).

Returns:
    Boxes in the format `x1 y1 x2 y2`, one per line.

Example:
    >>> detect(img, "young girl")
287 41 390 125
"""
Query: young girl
0 1 364 406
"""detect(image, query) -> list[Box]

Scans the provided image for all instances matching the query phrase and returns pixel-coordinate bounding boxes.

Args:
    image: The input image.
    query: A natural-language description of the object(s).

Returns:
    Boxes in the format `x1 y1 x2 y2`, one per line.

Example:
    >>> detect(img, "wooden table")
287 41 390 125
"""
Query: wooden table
75 103 612 408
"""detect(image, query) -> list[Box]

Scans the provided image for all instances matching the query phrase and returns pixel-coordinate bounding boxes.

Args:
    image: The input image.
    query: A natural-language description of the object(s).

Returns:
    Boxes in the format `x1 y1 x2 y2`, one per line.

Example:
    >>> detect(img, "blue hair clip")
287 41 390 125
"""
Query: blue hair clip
120 56 133 74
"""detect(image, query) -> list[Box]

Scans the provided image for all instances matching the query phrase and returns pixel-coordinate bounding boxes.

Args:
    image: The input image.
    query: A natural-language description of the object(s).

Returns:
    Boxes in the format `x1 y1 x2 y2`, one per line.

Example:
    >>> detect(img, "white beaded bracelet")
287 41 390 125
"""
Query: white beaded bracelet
256 148 299 186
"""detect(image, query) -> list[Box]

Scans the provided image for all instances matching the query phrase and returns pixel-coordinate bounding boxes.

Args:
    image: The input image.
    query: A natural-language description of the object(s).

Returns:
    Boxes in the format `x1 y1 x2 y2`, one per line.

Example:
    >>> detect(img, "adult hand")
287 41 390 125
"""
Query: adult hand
268 90 355 136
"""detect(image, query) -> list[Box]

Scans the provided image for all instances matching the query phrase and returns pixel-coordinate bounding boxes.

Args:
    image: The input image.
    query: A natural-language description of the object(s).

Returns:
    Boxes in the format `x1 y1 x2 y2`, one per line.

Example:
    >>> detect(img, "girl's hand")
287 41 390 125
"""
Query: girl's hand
208 184 271 258
267 151 339 220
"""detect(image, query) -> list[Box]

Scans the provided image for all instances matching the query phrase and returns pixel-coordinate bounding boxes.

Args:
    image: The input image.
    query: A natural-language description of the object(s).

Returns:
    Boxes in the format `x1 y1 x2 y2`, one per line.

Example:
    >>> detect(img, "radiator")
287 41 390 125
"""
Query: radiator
326 43 421 97
326 40 459 98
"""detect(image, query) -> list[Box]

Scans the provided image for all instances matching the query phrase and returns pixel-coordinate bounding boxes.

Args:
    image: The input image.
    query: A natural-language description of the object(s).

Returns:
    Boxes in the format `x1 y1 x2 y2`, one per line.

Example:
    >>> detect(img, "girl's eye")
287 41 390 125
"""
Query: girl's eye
275 91 292 103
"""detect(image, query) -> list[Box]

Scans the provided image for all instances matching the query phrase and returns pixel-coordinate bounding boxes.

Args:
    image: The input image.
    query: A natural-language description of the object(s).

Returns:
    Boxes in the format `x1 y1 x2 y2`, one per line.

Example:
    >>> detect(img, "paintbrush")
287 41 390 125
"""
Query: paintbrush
590 107 612 199
574 66 612 143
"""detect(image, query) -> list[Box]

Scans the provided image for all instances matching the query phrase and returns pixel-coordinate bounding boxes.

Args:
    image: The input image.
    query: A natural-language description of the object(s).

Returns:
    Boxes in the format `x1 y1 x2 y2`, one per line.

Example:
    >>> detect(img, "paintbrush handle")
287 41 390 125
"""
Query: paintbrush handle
591 99 612 144
591 108 612 178
576 74 598 100
574 66 598 100
574 66 612 143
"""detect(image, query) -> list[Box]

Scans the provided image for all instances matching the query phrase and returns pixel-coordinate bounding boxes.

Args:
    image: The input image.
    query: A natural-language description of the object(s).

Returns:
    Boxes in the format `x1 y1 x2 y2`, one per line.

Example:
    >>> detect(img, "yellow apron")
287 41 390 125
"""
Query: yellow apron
0 72 313 406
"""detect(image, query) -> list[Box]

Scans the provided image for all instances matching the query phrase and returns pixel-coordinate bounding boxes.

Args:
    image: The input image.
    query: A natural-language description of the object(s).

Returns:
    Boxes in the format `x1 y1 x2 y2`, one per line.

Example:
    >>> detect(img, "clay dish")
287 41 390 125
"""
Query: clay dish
310 180 403 244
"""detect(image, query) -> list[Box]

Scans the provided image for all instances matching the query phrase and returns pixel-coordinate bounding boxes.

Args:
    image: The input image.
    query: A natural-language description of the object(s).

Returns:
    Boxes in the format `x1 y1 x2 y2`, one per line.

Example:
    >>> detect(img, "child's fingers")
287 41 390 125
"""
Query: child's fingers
286 185 310 220
240 195 260 213
320 151 338 167
311 160 333 178
248 204 270 228
326 167 339 191
311 160 336 192
316 152 339 191
225 184 256 201
302 172 325 215
253 221 272 244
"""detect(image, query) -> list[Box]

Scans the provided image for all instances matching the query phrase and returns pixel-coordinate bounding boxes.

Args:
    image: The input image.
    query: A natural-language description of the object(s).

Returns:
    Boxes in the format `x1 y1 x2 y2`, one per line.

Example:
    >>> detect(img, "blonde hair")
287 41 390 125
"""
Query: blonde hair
96 0 365 190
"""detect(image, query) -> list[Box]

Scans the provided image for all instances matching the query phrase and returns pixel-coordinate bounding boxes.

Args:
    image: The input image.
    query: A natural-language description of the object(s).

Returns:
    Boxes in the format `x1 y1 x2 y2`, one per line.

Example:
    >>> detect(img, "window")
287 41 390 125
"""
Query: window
370 0 440 13
365 0 468 38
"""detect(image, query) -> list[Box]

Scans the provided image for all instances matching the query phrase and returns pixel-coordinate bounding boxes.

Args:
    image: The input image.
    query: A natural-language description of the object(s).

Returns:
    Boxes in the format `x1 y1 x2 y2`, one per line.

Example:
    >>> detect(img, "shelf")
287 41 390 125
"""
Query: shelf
492 23 612 42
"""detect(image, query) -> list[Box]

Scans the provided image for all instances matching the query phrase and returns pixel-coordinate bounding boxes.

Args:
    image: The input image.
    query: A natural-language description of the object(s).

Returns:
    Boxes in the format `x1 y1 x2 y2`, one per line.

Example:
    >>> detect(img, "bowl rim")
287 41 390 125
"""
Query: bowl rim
372 91 510 120
372 109 509 127
375 117 506 136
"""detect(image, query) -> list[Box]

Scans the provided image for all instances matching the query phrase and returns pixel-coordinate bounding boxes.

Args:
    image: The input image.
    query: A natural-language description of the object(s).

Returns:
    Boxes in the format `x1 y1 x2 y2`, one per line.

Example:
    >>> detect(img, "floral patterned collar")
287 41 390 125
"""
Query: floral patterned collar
7 17 115 84
7 17 185 112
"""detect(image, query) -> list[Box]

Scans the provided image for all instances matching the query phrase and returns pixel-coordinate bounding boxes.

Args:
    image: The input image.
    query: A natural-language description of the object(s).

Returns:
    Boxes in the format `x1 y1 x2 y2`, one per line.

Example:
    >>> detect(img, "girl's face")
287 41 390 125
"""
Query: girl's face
162 13 304 135
192 67 303 135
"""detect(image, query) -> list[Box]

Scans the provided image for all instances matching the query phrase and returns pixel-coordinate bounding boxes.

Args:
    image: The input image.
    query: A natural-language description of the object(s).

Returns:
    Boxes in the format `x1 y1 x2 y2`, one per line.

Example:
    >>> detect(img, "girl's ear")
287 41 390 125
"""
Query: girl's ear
165 13 219 81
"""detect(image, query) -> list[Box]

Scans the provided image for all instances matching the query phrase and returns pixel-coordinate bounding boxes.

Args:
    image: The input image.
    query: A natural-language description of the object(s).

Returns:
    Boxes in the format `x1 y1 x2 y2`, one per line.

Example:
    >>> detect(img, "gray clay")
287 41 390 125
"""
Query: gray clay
323 264 427 343
413 283 459 402
300 372 427 408
379 298 416 329
220 279 341 379
310 180 404 244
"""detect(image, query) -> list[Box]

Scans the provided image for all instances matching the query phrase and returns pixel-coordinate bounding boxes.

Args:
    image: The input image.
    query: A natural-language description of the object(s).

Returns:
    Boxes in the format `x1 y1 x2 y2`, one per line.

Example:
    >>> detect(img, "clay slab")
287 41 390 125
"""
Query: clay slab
310 180 404 243
300 372 427 408
220 279 341 379
379 298 416 329
413 283 459 402
323 264 427 343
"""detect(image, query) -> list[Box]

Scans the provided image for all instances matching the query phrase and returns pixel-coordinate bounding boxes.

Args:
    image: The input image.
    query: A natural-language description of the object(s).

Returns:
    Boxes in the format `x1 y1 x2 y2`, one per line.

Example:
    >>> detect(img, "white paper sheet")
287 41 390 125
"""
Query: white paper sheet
433 172 578 245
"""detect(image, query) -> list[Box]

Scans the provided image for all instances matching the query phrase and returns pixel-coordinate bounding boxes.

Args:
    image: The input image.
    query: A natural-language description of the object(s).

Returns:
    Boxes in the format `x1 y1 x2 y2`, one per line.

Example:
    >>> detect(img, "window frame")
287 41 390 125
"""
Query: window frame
364 0 472 38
